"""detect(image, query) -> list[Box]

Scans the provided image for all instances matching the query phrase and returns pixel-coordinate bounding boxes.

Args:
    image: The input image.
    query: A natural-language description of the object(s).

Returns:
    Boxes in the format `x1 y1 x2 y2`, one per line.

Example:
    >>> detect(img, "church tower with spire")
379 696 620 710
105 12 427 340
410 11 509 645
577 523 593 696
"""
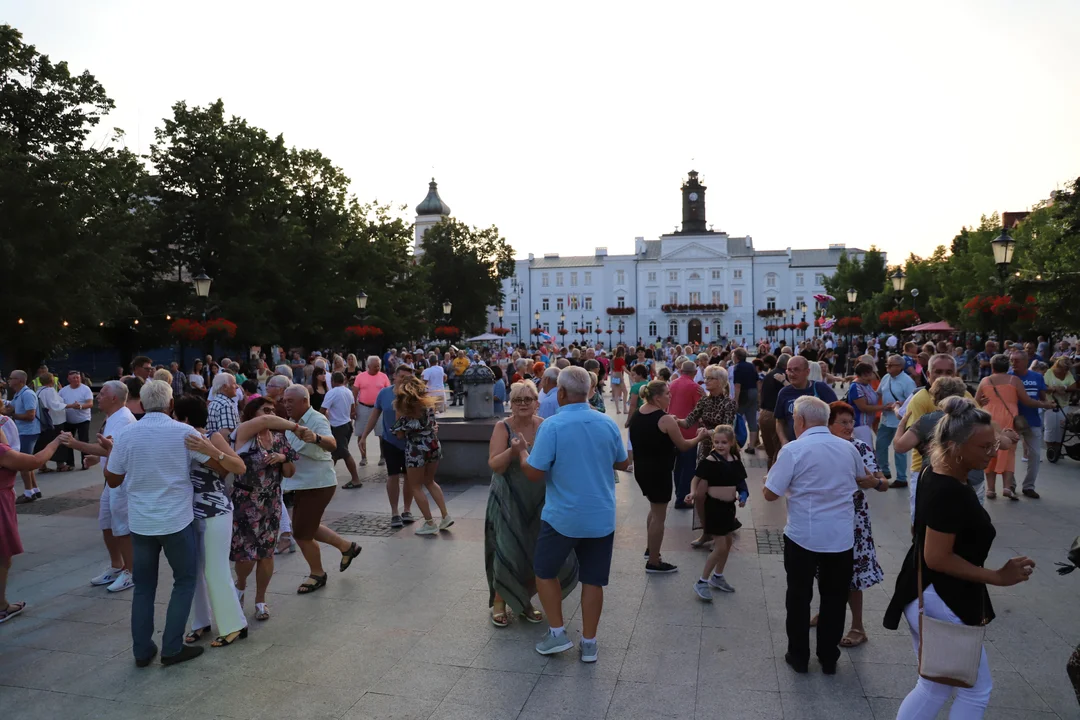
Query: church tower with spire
413 178 451 257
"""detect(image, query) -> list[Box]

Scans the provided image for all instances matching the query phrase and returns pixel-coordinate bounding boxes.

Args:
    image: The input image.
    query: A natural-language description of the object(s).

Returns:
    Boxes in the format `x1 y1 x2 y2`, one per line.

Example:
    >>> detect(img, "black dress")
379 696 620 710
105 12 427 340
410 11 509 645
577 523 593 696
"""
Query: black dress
693 451 748 536
628 409 676 504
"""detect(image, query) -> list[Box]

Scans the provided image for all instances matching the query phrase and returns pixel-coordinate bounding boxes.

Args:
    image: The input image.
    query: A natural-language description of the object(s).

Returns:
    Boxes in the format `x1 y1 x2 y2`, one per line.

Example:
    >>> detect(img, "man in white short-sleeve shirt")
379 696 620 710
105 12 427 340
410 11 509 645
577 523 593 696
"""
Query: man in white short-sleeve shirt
421 362 447 411
763 395 879 674
105 380 214 667
322 371 361 488
57 370 94 470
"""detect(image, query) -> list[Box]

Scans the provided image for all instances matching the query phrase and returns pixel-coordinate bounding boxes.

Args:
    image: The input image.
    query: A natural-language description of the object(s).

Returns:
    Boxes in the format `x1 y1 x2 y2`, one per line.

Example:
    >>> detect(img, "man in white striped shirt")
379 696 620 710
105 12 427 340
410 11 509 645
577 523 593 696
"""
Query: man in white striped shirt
105 380 222 668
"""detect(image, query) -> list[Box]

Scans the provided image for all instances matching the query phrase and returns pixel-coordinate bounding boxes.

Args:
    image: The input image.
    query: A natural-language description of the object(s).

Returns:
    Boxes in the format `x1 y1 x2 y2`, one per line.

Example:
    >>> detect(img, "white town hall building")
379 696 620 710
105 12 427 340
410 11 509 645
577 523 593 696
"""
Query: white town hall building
413 171 871 346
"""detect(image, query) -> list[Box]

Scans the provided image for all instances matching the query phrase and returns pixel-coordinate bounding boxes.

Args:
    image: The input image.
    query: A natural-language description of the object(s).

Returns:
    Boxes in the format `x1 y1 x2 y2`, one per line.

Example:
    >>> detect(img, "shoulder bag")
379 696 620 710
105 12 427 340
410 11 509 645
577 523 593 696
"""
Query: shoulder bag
916 536 986 688
989 380 1029 433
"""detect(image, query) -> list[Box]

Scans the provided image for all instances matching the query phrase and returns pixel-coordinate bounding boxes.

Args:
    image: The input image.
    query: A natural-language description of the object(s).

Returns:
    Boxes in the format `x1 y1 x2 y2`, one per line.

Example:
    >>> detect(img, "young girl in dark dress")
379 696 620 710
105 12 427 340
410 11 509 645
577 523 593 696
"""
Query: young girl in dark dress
685 425 748 601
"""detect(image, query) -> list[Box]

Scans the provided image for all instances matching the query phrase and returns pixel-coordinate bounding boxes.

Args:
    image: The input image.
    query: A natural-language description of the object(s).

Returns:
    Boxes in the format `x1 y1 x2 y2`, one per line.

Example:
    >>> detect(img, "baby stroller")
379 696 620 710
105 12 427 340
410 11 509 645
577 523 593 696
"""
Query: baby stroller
1045 395 1080 463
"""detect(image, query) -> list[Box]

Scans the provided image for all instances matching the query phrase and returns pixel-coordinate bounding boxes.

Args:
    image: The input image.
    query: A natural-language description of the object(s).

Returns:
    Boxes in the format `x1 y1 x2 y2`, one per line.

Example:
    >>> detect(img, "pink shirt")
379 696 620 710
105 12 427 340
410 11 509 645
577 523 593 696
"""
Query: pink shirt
668 375 704 440
353 370 390 406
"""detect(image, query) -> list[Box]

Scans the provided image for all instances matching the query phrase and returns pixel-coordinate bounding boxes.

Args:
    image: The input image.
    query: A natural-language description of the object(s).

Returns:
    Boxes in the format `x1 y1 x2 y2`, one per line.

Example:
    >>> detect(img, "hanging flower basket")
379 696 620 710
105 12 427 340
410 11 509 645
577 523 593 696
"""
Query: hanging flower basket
878 309 920 330
434 325 460 339
835 317 863 332
530 327 544 336
169 318 207 343
764 324 780 333
491 326 511 336
797 321 809 331
606 329 613 334
557 328 569 336
346 324 384 339
204 318 237 339
965 294 1037 323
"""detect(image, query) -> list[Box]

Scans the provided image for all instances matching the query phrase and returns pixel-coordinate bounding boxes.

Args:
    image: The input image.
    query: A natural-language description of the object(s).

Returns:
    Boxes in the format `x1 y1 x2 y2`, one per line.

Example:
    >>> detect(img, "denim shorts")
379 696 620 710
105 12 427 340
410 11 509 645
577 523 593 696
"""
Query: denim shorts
534 521 613 587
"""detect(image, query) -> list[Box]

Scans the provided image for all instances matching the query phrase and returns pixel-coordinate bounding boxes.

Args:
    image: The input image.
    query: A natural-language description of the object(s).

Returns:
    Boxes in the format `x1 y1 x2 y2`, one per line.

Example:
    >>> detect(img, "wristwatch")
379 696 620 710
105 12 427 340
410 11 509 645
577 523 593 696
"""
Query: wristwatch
217 451 225 462
314 434 321 446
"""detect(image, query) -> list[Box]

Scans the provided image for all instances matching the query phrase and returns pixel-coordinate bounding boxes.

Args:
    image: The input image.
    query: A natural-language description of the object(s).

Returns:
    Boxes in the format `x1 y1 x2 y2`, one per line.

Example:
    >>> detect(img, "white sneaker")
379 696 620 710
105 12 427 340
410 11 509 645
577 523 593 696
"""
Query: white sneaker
106 569 134 593
439 515 455 531
91 567 122 586
415 520 440 536
359 458 368 467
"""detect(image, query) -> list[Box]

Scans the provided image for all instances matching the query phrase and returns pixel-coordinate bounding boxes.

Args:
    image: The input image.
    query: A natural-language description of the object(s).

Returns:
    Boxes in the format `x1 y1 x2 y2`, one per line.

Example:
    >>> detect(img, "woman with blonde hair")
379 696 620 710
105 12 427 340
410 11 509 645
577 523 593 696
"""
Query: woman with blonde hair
678 365 737 461
485 381 577 626
392 375 452 535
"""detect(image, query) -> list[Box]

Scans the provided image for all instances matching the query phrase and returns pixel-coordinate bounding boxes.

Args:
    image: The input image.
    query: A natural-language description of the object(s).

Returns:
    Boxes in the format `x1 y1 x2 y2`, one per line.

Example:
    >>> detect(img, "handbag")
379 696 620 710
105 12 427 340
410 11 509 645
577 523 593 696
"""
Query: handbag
915 537 986 688
734 412 748 447
989 381 1029 433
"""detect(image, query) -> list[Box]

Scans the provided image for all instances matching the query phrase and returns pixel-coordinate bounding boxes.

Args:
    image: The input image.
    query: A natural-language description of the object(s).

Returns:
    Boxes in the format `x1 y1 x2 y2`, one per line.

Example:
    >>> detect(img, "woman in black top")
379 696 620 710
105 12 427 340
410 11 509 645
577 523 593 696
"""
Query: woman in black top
307 367 328 413
885 397 1036 719
628 380 706 575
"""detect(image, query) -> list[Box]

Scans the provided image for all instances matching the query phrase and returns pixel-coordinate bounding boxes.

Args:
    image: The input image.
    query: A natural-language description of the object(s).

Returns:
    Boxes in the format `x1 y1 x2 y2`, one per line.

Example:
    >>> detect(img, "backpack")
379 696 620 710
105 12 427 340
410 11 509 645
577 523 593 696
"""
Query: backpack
36 389 54 432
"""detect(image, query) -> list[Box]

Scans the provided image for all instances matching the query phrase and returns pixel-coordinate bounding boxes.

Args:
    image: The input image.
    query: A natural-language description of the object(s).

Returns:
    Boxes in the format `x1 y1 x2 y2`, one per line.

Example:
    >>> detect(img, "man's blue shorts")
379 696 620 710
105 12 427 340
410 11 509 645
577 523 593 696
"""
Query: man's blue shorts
534 520 614 587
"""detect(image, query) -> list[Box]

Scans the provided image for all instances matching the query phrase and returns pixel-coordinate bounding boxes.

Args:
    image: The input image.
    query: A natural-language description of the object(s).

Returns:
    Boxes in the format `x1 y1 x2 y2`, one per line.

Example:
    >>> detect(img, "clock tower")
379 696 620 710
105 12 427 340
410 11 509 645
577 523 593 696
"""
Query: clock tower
678 170 710 234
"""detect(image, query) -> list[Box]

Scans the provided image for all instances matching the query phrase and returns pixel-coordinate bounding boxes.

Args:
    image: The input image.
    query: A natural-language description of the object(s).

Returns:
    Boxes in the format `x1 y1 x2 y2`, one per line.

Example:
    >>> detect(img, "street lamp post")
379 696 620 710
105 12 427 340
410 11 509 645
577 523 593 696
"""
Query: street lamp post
800 302 809 341
890 268 906 305
846 288 858 373
496 306 504 333
991 226 1016 342
618 321 624 345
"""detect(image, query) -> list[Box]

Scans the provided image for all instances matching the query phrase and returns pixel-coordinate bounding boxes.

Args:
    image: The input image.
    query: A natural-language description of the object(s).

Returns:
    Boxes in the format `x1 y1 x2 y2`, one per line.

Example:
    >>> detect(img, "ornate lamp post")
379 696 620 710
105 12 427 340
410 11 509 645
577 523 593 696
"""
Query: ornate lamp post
618 320 624 345
495 306 504 332
800 302 809 341
991 226 1016 342
890 268 906 305
846 288 858 372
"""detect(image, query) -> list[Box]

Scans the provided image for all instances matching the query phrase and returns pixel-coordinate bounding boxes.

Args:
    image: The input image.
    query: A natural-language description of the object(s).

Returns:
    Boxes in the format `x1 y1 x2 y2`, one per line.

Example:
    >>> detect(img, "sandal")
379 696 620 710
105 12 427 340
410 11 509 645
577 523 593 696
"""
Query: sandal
840 629 868 647
184 625 211 644
210 627 248 648
342 480 363 489
0 602 27 624
339 542 361 572
690 537 713 549
520 606 543 624
297 573 327 595
255 603 270 621
491 606 510 628
57 465 73 473
986 490 997 499
274 535 296 554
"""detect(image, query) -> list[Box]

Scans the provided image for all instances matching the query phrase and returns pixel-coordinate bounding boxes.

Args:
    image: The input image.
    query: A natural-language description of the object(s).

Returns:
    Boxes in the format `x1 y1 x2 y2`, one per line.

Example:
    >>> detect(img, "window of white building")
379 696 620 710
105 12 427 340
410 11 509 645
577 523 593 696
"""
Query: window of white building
766 273 777 288
557 272 565 287
733 269 743 280
569 295 579 310
766 297 776 311
734 321 743 336
511 322 518 336
648 292 657 308
796 296 804 309
542 297 550 311
669 291 679 304
669 320 678 337
648 321 657 336
510 297 518 312
570 272 577 287
689 291 701 304
688 271 701 280
542 273 549 287
711 269 722 280
543 322 550 332
556 297 564 311
616 270 625 285
669 270 678 282
815 273 826 285
733 290 743 306
584 296 593 310
647 271 657 282
617 296 625 308
584 271 592 285
711 290 722 305
795 272 804 286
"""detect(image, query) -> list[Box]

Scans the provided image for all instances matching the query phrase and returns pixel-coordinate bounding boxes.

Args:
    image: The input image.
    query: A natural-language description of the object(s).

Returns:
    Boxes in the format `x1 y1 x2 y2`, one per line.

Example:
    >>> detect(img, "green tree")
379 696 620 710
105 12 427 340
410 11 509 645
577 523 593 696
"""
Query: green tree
823 246 888 330
0 25 159 368
418 219 514 336
1012 180 1080 336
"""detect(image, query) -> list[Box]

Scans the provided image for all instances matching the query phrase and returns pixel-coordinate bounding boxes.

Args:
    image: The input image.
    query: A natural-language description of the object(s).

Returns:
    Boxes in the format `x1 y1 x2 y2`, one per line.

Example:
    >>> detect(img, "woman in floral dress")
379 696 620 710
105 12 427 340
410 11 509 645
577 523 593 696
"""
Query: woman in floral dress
392 375 453 536
823 401 888 647
229 396 300 621
679 365 737 461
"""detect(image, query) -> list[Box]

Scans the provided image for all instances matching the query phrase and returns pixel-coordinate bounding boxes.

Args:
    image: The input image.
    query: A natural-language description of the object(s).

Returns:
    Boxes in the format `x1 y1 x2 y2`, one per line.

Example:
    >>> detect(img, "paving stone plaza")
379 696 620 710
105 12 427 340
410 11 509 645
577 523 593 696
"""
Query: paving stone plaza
1 403 1078 720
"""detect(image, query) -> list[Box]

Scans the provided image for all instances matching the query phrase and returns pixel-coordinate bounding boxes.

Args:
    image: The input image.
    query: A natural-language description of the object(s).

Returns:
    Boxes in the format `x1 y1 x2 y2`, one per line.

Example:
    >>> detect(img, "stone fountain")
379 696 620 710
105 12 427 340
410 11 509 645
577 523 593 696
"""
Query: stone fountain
437 363 500 480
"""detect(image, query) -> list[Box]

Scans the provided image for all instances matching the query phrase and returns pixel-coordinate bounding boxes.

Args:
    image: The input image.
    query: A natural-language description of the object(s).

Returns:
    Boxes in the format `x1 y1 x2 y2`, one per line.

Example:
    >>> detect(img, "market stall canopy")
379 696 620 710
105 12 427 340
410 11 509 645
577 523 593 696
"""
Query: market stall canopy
903 321 957 333
465 333 503 342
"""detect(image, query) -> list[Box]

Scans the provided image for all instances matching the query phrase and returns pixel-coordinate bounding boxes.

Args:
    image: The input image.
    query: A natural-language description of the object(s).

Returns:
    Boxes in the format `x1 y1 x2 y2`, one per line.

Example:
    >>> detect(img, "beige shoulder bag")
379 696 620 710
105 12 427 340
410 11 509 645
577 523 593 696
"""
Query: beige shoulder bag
916 537 986 688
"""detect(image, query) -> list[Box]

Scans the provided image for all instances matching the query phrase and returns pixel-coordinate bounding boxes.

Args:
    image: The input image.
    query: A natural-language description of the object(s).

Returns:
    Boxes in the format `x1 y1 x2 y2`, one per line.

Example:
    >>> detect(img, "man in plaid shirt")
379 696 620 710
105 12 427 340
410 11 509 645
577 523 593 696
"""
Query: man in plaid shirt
206 373 239 435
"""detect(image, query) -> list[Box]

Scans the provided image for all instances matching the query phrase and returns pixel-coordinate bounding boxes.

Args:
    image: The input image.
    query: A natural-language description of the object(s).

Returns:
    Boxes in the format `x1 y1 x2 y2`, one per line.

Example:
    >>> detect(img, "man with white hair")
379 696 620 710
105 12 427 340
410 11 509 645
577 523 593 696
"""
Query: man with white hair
764 396 881 675
520 366 629 663
61 380 139 592
282 384 361 594
352 356 389 466
206 372 239 436
537 366 561 419
105 380 220 667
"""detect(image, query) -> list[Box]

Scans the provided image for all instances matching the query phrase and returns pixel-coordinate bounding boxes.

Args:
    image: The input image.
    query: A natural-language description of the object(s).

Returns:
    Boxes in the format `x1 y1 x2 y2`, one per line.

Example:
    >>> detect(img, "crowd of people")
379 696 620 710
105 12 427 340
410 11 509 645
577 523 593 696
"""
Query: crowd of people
2 333 1079 714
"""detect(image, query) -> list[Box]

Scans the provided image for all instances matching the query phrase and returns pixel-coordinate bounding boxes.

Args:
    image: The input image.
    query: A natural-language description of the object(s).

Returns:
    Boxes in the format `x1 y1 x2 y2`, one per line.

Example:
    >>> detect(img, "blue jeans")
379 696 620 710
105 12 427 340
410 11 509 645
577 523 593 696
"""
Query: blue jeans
875 425 907 482
131 522 197 661
673 447 698 507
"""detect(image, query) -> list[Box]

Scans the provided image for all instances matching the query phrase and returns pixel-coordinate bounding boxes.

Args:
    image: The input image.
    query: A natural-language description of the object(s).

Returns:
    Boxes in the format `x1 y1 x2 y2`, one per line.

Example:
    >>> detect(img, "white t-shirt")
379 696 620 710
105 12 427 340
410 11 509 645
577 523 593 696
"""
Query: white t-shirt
59 384 94 424
422 365 446 392
103 406 138 439
322 386 354 428
188 373 205 389
37 387 69 427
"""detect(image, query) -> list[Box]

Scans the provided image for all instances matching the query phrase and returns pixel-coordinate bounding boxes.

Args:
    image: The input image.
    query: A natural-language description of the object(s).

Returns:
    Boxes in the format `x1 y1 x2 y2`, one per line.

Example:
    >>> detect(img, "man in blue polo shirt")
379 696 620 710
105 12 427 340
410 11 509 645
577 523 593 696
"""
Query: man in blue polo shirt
520 366 629 663
1009 349 1048 498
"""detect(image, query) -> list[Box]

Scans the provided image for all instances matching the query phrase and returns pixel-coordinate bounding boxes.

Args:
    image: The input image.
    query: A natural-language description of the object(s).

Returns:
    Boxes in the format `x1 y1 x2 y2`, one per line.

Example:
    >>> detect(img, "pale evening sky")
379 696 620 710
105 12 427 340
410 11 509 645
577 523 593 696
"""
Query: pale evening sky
9 0 1080 262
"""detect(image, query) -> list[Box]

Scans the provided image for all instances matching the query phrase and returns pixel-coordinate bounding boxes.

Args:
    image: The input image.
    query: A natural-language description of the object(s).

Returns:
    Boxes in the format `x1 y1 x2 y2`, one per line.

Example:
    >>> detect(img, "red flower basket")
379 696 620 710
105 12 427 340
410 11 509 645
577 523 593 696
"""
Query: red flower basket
491 326 511 336
346 325 384 339
606 307 636 316
606 329 613 335
878 309 920 330
764 324 780 333
434 325 460 339
757 309 785 318
835 317 862 332
169 318 207 343
557 328 569 336
797 321 809 331
204 318 237 339
965 294 1037 323
530 327 544 336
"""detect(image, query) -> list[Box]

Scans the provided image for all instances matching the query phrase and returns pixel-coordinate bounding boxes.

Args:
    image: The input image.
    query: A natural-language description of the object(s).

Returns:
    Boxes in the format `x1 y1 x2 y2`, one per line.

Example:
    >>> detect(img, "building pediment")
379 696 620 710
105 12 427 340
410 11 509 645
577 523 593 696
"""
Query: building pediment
658 240 729 261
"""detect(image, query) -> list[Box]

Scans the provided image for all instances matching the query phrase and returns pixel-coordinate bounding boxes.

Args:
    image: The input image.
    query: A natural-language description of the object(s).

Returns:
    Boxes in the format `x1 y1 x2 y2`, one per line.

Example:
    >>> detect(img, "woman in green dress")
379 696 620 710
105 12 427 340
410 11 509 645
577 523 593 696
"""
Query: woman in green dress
485 381 578 627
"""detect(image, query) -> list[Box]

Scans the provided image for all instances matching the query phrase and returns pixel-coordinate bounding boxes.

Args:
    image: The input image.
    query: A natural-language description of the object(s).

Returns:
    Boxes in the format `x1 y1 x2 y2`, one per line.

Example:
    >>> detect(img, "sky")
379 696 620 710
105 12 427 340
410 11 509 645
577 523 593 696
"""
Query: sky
8 0 1080 262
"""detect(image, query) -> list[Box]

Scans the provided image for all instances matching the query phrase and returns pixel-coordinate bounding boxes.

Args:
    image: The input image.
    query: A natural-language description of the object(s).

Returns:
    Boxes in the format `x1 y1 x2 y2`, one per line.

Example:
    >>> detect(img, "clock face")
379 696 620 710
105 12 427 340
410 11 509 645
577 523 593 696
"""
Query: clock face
688 192 699 201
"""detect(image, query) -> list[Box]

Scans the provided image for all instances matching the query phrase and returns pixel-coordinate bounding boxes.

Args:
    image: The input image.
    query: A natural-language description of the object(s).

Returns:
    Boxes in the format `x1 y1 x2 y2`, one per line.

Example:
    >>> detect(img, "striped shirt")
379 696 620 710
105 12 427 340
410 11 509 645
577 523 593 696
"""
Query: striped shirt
105 412 209 535
207 393 240 435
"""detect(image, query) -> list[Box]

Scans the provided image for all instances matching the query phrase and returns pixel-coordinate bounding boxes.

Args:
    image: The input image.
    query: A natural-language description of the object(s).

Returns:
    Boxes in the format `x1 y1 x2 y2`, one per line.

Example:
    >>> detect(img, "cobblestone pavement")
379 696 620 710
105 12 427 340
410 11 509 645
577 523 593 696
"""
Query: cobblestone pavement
1 401 1078 719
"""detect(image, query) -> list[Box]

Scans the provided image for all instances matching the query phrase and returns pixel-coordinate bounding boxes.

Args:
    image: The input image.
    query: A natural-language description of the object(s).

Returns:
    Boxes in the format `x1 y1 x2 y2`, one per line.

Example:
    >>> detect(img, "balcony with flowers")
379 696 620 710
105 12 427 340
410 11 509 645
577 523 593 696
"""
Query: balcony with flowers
661 303 729 315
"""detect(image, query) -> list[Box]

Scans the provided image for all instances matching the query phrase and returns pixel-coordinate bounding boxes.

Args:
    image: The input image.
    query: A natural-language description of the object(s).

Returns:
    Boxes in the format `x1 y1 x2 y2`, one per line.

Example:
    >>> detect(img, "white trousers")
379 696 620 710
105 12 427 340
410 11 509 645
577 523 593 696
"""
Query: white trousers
897 585 992 719
279 488 292 535
190 514 246 636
